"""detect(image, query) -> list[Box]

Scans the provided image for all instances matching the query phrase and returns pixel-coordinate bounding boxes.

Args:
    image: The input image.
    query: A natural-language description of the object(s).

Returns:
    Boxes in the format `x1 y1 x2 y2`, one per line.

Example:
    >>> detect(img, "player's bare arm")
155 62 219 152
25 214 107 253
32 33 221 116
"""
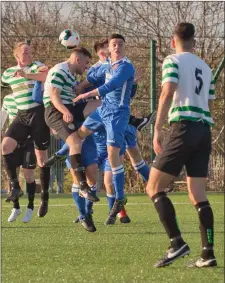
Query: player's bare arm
153 82 177 154
73 88 99 103
16 66 48 82
75 79 93 95
50 87 73 123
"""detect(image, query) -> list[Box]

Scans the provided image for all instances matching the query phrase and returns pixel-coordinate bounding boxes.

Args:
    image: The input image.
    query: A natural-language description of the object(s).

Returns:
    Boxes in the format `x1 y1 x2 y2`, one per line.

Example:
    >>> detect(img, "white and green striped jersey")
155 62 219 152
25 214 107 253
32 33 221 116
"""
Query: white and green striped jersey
43 62 77 107
1 61 46 110
162 52 215 125
1 94 18 130
2 94 18 120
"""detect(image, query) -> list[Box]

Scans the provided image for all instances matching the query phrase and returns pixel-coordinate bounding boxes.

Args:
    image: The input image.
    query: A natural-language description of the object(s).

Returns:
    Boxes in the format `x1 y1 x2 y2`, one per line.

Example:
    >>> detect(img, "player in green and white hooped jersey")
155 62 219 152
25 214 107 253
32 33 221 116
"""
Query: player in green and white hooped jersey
1 94 37 223
44 47 100 204
146 23 217 268
1 42 50 218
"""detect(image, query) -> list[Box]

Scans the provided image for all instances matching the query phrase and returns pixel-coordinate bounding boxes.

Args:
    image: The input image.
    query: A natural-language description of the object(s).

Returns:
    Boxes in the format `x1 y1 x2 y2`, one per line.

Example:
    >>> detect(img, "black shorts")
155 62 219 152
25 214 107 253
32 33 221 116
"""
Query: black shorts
152 121 212 177
5 105 50 150
45 102 87 142
14 137 36 169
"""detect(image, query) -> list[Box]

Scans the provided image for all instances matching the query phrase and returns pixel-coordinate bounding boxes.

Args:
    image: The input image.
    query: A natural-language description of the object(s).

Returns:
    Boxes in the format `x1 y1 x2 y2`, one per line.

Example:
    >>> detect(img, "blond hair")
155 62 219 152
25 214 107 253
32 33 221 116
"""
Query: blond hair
13 42 28 57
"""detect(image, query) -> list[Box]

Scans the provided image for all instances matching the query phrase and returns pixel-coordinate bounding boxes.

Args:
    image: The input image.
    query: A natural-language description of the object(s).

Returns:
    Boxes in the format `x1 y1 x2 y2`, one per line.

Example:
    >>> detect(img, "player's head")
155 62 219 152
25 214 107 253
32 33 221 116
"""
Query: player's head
69 47 92 75
13 42 32 66
172 22 195 50
94 39 109 60
108 34 126 61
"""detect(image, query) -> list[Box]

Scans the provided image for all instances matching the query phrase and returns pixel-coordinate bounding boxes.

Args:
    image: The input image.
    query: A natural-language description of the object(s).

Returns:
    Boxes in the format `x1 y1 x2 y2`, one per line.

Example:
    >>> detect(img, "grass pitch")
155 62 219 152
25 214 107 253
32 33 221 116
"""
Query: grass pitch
1 193 224 283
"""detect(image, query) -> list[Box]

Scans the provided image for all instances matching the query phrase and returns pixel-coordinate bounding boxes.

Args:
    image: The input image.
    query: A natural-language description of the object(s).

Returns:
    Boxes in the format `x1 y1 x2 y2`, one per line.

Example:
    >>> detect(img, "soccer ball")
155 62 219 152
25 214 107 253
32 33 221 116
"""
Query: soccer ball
59 29 80 49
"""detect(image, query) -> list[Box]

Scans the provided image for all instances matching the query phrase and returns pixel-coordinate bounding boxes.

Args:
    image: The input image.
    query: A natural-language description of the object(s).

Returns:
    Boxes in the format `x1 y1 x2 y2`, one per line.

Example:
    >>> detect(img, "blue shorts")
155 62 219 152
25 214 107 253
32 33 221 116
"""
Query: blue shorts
124 125 137 149
65 135 97 169
83 106 130 148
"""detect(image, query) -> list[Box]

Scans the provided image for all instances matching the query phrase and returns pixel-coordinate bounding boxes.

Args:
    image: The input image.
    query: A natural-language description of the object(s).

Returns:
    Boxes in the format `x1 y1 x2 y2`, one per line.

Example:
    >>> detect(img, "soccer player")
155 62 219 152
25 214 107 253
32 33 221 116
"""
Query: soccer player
1 94 36 223
1 42 50 218
73 34 135 220
43 47 100 203
92 128 131 225
146 23 216 268
69 135 98 232
76 38 155 131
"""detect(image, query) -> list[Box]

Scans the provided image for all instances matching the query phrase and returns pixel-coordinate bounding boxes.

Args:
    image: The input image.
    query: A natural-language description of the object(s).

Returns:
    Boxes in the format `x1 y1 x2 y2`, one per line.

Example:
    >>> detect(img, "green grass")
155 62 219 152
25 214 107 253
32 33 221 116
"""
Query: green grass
1 193 224 283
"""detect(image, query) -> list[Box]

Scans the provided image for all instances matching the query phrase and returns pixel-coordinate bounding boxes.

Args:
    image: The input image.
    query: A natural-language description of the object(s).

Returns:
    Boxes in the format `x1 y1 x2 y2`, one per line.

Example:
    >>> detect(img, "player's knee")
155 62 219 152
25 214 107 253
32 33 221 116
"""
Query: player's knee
2 137 17 154
35 151 47 167
78 126 92 139
23 169 35 183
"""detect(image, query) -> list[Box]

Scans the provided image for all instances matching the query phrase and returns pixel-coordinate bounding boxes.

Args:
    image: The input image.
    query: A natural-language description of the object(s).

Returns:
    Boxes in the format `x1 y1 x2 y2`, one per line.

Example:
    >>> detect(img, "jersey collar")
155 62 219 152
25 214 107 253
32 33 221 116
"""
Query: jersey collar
110 56 129 66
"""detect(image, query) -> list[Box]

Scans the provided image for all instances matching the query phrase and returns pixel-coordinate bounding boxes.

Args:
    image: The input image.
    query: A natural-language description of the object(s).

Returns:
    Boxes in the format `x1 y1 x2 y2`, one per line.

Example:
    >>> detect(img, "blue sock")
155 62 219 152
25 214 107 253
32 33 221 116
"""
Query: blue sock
71 184 86 219
57 142 69 156
133 160 150 182
106 193 116 211
112 165 125 200
85 184 97 215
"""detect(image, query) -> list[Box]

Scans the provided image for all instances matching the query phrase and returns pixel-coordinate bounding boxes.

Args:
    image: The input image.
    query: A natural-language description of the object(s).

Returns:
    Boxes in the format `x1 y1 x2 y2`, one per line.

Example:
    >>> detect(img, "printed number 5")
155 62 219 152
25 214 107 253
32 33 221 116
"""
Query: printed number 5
195 68 203 95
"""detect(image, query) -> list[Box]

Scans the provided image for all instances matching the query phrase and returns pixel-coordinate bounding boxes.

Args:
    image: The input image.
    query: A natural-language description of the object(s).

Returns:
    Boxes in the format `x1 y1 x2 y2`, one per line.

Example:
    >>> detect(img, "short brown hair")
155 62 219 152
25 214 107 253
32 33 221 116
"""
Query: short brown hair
13 42 28 57
72 47 92 58
93 39 108 53
108 34 125 42
174 23 195 41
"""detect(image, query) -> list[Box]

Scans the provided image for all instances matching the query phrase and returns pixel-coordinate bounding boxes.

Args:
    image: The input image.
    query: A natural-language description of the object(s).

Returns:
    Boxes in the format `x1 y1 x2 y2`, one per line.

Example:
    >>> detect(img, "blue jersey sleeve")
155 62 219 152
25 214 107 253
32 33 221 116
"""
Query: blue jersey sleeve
32 81 43 104
97 63 135 97
87 65 107 86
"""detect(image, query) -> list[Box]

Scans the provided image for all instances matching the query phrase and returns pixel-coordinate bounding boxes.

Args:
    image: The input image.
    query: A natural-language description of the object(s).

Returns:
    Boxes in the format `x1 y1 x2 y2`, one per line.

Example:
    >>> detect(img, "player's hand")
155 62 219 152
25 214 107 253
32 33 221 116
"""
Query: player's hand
153 130 163 155
73 93 89 103
16 69 26 78
63 110 73 123
51 128 58 135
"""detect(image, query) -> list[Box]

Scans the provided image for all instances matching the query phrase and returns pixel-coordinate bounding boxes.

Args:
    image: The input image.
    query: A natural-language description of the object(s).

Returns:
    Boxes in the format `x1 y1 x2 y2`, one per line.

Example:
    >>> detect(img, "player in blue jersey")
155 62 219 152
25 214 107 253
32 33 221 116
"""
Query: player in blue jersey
73 34 136 221
92 128 131 225
66 134 98 232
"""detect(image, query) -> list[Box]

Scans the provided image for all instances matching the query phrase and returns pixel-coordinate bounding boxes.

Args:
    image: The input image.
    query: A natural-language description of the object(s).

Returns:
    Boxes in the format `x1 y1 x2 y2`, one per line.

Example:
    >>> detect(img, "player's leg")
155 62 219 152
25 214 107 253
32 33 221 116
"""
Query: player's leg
21 139 37 223
77 135 98 228
126 146 150 182
45 104 98 203
84 99 157 132
146 122 193 267
125 126 150 182
104 155 131 225
185 124 216 268
2 117 29 201
31 106 51 217
43 139 68 167
70 166 96 233
104 169 116 225
7 168 22 222
129 111 157 131
22 169 36 223
105 112 129 217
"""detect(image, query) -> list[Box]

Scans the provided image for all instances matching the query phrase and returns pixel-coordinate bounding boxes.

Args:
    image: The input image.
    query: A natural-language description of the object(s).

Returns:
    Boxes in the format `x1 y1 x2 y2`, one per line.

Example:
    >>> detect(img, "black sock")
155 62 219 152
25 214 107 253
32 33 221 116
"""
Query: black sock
195 201 215 259
27 181 36 210
39 166 50 201
70 154 87 189
152 192 183 246
129 115 144 128
3 153 18 181
13 199 20 209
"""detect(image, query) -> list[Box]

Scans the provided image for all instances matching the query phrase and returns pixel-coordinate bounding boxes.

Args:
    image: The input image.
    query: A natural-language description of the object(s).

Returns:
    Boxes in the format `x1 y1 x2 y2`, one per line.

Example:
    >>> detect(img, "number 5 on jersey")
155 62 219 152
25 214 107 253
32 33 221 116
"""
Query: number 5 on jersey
195 68 203 95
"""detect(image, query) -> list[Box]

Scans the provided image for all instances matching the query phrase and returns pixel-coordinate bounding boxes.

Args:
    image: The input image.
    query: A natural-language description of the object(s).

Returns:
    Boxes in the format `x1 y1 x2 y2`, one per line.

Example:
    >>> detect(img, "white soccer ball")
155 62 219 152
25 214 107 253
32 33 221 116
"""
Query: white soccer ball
59 29 80 49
